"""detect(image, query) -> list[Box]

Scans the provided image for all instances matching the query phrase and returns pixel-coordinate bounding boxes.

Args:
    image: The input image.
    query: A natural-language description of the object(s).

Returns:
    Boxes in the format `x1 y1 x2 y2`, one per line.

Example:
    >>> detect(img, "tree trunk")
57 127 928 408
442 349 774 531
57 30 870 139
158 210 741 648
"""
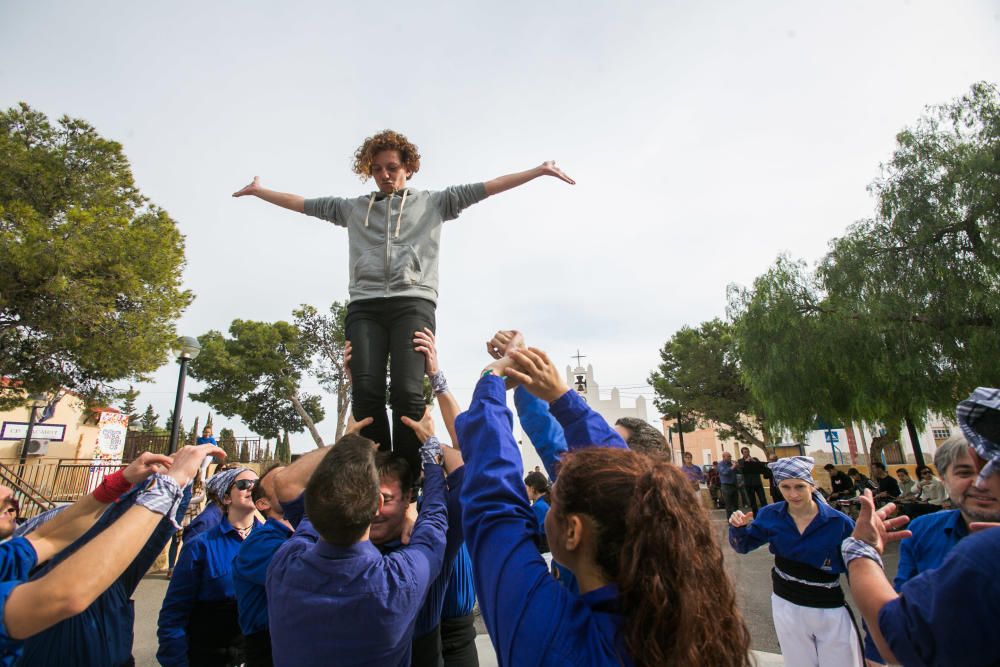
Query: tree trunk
334 379 351 441
905 417 926 468
289 393 325 448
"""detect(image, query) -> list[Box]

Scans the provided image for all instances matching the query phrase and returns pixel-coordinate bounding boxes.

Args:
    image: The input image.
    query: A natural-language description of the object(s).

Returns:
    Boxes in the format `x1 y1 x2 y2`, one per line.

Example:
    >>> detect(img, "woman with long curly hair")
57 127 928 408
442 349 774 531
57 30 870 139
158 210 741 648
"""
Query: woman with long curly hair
233 130 573 471
456 339 752 667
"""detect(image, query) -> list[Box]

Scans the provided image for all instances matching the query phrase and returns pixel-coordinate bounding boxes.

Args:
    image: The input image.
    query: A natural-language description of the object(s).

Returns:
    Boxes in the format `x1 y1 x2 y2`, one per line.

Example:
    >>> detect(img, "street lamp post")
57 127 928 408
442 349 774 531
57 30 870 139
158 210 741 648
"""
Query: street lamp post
676 409 687 458
18 394 49 470
167 336 201 455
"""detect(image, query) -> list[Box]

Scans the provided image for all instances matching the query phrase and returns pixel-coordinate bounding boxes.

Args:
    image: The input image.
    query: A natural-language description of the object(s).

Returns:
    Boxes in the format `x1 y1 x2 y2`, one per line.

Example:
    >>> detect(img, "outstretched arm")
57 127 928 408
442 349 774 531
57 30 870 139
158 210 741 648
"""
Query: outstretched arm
483 161 575 197
232 176 305 213
272 416 374 503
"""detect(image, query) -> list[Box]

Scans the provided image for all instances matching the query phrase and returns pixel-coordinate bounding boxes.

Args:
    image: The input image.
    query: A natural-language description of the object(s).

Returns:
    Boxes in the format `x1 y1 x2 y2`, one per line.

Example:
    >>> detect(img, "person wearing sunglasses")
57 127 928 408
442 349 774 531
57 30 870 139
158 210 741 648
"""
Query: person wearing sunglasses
0 491 18 542
158 466 261 667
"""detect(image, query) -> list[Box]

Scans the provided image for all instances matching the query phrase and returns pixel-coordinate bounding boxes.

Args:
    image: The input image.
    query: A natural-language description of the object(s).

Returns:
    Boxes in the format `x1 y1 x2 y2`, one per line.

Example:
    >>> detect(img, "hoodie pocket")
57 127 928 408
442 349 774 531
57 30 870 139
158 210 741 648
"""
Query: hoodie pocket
352 245 386 288
389 243 423 288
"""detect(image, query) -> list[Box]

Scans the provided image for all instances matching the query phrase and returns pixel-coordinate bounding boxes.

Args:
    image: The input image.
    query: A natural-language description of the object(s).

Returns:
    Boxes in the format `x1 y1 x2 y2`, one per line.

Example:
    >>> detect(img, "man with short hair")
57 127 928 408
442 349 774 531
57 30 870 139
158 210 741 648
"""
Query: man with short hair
871 462 901 505
825 464 855 502
232 464 292 667
736 447 767 514
718 452 739 518
267 432 448 667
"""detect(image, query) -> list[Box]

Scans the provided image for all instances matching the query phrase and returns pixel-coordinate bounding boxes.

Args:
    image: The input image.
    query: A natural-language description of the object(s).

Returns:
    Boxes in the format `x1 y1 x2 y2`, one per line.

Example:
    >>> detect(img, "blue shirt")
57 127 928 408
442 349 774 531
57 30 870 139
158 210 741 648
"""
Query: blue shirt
19 482 189 667
531 498 550 536
878 527 1000 666
441 544 476 620
458 376 632 666
182 502 222 542
232 517 293 635
157 515 261 666
266 463 448 667
717 460 737 485
0 538 39 665
729 500 855 574
376 466 465 637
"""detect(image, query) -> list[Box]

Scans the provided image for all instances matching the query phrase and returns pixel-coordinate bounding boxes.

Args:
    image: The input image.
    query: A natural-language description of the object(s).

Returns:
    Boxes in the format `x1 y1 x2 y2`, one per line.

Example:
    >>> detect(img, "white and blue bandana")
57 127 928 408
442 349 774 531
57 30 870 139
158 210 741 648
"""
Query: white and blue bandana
206 467 250 500
768 456 828 505
957 387 1000 487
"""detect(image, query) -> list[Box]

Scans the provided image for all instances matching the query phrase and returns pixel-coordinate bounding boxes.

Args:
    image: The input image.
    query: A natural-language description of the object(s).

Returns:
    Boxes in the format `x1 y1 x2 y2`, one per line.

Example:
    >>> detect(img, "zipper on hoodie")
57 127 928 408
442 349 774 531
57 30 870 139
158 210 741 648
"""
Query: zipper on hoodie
384 194 391 297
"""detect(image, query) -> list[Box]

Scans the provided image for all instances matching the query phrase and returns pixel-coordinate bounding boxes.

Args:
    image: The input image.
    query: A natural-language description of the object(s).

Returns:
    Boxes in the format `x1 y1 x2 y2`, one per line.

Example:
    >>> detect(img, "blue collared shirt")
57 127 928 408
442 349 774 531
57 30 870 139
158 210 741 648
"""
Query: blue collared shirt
182 502 222 542
266 463 448 667
878 527 1000 666
729 500 855 574
0 537 39 665
717 460 737 485
233 517 293 635
458 376 632 666
157 515 261 666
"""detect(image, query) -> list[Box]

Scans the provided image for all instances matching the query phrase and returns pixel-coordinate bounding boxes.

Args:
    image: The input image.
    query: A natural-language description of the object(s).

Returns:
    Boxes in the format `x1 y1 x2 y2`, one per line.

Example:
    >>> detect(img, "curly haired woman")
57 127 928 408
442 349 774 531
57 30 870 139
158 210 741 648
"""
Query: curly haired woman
234 130 573 470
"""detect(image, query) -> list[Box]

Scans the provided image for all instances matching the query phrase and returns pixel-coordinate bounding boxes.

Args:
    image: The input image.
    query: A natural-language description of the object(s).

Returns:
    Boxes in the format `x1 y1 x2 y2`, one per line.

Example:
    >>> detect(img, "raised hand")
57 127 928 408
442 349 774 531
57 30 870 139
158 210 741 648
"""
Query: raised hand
729 510 754 528
166 444 227 487
486 330 525 360
504 347 570 403
344 340 353 384
414 328 439 375
852 490 912 554
401 407 436 444
121 452 174 485
345 415 373 436
232 176 262 197
539 161 575 185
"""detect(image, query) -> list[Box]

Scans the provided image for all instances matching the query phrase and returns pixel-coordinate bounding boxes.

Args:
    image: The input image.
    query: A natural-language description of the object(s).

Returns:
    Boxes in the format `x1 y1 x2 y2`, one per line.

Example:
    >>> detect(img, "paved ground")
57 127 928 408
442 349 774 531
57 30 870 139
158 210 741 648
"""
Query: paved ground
132 509 899 665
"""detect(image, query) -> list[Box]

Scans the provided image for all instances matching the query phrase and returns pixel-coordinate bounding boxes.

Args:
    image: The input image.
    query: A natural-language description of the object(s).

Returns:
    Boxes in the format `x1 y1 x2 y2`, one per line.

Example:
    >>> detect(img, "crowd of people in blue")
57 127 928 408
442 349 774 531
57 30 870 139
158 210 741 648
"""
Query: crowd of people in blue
0 130 998 666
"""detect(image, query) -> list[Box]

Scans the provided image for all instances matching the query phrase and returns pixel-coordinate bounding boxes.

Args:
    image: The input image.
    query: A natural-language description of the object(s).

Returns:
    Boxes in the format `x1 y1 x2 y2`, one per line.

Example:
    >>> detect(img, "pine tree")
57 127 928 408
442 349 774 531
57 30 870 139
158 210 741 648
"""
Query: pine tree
263 442 272 461
238 440 250 463
119 386 141 426
140 404 159 432
188 416 200 448
205 413 214 431
219 428 238 461
282 431 292 463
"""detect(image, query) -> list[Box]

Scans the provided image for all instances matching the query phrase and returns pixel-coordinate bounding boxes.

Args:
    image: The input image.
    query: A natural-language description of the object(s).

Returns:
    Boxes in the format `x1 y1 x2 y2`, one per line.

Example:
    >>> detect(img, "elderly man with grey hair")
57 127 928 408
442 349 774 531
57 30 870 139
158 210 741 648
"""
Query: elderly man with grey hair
861 433 1000 664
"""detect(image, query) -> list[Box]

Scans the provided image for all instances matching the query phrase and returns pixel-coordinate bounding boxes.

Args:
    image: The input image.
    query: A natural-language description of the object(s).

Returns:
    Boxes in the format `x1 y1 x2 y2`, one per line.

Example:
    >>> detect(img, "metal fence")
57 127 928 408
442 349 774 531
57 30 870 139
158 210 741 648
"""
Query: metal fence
123 432 264 462
0 459 125 513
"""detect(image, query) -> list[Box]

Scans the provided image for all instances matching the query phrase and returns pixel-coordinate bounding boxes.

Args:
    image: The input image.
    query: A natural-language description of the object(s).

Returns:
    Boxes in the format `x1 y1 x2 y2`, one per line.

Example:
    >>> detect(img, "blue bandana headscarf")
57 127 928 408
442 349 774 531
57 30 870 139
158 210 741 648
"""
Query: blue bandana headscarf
957 387 1000 488
768 456 828 505
206 467 250 501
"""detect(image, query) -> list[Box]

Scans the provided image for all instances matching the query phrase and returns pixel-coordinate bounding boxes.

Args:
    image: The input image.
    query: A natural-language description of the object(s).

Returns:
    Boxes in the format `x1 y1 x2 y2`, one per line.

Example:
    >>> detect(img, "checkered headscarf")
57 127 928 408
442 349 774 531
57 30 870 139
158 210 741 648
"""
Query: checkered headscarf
768 456 828 505
957 387 1000 487
206 467 249 501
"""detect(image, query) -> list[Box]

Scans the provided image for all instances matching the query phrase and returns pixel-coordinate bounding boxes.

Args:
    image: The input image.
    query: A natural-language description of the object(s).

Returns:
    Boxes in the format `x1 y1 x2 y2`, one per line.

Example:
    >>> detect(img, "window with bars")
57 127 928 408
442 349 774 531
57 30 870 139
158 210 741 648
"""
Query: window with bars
932 427 951 439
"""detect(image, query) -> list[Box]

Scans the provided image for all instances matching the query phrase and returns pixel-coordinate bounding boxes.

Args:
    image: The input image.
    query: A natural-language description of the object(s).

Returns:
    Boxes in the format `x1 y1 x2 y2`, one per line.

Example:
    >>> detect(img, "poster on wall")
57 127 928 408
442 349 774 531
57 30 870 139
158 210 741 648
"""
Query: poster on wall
87 412 129 492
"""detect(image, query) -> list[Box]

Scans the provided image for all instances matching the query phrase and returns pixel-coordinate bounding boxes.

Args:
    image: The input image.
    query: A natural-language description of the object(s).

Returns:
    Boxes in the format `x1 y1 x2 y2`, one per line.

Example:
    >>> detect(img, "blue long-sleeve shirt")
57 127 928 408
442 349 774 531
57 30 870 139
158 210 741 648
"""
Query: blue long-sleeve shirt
457 375 631 667
0 538 40 665
157 515 261 666
18 482 190 667
878 526 1000 666
266 462 448 667
376 466 465 637
717 459 737 485
728 500 855 574
182 502 222 542
441 544 476 620
232 517 293 636
530 498 549 537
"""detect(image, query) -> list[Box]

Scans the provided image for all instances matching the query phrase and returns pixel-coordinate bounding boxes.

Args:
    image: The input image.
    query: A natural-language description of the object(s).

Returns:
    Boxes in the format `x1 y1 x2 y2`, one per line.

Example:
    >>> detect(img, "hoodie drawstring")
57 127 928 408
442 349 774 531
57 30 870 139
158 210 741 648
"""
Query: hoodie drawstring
364 193 376 228
364 189 408 238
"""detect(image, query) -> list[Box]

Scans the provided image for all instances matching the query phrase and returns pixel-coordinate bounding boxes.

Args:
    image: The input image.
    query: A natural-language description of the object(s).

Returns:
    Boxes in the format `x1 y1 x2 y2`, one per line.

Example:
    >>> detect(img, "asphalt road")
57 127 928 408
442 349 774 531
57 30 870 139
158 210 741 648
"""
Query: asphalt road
131 509 898 665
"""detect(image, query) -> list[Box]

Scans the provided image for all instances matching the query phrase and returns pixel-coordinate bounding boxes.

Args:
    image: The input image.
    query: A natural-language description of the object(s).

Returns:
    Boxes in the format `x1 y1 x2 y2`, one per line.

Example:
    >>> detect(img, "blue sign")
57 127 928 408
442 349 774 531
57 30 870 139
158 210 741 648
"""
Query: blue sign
824 431 840 443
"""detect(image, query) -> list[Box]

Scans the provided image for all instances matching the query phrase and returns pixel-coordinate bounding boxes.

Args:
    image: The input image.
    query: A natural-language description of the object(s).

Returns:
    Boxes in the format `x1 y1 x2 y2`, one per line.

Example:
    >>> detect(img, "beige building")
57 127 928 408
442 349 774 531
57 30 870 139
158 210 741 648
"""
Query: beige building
0 391 111 461
660 417 768 466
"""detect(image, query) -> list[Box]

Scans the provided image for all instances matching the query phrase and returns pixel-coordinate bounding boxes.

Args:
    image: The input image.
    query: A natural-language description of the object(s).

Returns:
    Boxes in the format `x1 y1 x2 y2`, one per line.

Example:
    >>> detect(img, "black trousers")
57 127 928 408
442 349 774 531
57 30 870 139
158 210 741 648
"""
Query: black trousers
441 614 479 667
244 628 274 667
722 483 740 517
411 625 444 667
346 296 436 473
746 484 768 514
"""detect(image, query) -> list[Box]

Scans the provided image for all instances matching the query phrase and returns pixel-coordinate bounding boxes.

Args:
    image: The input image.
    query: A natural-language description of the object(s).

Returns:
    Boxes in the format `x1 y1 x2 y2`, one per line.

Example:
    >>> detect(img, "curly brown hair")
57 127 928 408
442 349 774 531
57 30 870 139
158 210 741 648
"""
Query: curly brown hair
352 130 421 182
554 448 752 667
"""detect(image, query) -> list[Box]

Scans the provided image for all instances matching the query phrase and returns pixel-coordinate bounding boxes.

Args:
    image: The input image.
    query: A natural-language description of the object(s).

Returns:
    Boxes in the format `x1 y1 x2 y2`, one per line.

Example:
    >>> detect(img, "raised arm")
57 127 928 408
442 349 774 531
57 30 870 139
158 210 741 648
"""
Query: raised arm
272 416 373 504
26 452 172 565
4 444 222 642
232 176 305 213
483 161 575 197
413 328 463 451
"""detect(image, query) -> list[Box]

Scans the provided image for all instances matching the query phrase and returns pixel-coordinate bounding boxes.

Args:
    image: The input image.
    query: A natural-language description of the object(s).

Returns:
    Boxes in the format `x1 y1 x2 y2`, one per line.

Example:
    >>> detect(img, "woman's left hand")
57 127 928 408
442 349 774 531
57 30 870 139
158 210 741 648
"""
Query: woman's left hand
122 452 174 484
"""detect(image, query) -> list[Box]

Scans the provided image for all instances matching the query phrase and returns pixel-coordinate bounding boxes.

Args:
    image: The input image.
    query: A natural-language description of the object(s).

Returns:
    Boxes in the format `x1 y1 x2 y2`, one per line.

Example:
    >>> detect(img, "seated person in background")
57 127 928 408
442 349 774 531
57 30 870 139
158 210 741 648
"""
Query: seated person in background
267 431 448 667
232 465 293 667
895 469 916 499
825 464 855 502
0 446 220 666
707 463 723 509
524 471 551 552
871 462 901 505
847 468 877 497
680 452 705 494
898 465 948 519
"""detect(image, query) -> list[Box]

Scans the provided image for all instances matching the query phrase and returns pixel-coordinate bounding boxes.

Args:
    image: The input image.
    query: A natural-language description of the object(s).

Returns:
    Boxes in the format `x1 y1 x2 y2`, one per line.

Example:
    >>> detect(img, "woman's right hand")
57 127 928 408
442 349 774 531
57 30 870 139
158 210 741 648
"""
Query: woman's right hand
729 510 754 528
232 176 262 197
167 444 227 487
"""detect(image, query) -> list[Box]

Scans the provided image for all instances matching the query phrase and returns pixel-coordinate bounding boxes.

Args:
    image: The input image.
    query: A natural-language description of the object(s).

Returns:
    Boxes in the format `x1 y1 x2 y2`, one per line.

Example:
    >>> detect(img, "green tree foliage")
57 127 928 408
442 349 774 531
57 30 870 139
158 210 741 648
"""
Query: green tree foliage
164 410 185 440
238 440 249 463
730 83 1000 443
282 431 292 463
263 441 272 461
218 428 238 461
294 302 351 440
140 404 159 433
205 413 214 431
649 319 769 448
119 385 141 426
188 320 325 446
188 416 200 448
0 103 192 409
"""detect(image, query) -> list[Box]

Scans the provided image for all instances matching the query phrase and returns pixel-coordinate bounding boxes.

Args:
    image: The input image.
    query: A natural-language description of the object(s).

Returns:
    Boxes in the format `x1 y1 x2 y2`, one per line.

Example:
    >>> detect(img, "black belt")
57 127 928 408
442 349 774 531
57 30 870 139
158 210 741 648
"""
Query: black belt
771 555 844 609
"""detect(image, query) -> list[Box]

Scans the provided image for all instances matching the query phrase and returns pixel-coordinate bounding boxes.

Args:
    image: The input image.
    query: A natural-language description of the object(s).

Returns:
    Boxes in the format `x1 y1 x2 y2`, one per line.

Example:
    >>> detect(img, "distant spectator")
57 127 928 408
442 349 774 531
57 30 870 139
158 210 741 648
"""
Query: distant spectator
718 452 739 517
847 467 877 496
871 462 901 504
898 465 948 519
736 447 767 514
523 471 550 553
613 417 670 460
825 464 855 502
707 463 723 509
680 452 705 493
895 469 916 498
766 452 784 503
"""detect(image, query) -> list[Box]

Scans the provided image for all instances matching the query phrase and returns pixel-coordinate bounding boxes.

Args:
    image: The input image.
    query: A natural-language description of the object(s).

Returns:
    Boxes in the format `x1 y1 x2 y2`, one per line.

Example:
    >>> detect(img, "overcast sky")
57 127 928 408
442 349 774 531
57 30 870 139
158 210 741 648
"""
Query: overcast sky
2 1 998 454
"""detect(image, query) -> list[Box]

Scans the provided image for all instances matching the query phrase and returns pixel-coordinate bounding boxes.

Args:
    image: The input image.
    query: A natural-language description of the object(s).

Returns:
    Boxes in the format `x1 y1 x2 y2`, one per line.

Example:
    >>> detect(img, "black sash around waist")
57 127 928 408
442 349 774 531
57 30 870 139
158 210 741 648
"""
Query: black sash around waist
771 555 845 609
187 599 245 665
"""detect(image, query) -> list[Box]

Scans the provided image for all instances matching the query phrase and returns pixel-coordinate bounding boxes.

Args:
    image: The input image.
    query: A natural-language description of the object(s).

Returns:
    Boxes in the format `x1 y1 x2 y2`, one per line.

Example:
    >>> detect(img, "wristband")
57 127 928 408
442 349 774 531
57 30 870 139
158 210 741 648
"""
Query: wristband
420 435 442 468
93 469 133 504
429 370 449 396
841 536 884 569
135 473 186 530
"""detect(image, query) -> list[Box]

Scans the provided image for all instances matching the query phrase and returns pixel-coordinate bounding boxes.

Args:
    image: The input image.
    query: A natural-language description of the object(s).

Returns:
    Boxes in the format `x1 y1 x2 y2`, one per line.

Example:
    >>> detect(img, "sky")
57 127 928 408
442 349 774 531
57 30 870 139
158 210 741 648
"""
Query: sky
2 1 998 455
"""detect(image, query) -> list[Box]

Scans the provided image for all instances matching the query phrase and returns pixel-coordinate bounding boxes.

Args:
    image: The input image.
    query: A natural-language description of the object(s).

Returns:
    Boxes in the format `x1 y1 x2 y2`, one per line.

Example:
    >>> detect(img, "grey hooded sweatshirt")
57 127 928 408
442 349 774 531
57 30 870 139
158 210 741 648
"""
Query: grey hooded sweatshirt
304 183 488 305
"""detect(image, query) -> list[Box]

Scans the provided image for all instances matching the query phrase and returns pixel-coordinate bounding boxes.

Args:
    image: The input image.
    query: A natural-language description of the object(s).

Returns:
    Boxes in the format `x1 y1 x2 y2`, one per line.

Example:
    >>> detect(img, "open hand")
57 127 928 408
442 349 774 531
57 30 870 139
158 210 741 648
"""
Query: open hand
167 444 227 487
486 330 525 360
414 328 439 375
401 407 435 444
122 452 174 485
232 176 262 197
852 490 912 554
345 415 373 437
729 510 754 528
504 347 570 403
539 161 575 185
